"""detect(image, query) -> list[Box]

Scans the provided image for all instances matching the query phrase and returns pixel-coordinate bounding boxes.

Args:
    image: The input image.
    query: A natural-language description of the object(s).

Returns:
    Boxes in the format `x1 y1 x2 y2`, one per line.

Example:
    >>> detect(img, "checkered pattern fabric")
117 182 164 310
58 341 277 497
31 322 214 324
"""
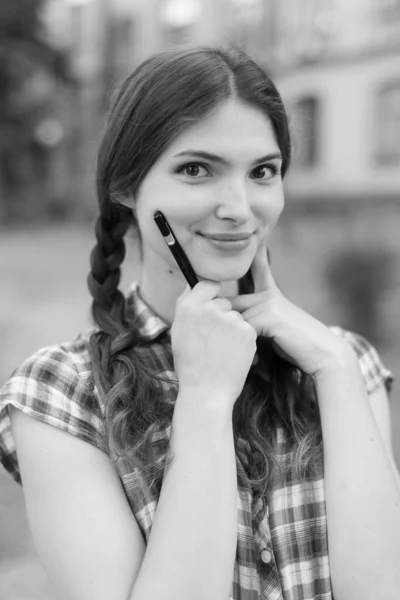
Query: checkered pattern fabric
0 282 394 599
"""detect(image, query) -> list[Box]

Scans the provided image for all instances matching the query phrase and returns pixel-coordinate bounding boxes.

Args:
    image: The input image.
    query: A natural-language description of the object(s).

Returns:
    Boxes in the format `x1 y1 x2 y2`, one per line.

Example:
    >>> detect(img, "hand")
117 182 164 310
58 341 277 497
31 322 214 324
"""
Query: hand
171 280 257 405
225 240 354 379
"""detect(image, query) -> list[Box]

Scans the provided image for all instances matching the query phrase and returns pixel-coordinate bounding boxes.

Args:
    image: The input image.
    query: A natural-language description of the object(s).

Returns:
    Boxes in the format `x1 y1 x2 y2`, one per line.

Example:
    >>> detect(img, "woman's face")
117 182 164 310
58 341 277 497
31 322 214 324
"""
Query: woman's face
133 98 284 285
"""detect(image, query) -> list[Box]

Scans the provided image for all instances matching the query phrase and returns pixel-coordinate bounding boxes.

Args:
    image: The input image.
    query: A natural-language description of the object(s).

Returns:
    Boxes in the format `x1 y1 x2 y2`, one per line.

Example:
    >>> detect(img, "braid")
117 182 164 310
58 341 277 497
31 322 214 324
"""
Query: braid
87 200 137 399
87 203 133 336
88 201 174 467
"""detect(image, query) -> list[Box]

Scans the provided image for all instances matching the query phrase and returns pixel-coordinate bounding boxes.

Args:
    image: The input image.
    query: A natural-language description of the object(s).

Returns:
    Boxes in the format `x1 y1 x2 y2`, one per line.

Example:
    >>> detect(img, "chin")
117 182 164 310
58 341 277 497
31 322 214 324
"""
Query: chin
198 264 251 283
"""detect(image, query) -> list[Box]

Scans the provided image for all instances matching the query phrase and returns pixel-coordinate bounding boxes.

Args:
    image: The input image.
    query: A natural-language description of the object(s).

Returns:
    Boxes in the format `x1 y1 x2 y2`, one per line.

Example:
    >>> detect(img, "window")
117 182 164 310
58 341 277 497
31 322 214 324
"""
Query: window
374 81 400 165
376 0 400 22
292 96 320 167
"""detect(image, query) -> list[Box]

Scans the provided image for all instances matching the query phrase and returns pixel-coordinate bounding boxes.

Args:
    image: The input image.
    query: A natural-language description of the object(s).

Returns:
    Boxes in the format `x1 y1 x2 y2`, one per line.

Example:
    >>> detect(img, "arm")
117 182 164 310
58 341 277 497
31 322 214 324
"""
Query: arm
368 383 400 489
10 389 237 600
10 406 146 600
133 389 237 600
314 349 400 600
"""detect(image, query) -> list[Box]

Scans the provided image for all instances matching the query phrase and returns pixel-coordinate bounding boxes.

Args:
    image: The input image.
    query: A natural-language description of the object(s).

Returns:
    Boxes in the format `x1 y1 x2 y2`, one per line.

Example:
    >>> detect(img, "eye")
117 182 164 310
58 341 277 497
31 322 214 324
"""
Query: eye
251 164 280 181
176 162 210 178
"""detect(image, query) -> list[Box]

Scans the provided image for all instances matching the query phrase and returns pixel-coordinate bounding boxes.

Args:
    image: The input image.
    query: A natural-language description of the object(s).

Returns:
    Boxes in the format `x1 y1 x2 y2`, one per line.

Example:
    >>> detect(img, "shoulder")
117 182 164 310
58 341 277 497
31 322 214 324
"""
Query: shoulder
328 325 394 396
1 329 99 407
0 329 107 483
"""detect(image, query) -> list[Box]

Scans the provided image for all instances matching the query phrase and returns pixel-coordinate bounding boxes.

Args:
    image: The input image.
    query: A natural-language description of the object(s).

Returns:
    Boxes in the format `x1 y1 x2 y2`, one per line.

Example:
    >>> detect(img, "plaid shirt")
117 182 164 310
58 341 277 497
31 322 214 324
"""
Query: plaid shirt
0 281 394 599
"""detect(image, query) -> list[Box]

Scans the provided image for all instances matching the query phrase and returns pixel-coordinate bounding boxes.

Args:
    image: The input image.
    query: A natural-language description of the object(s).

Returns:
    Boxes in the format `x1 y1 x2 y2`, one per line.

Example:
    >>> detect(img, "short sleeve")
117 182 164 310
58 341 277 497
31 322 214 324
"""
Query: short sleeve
329 326 394 396
0 344 108 484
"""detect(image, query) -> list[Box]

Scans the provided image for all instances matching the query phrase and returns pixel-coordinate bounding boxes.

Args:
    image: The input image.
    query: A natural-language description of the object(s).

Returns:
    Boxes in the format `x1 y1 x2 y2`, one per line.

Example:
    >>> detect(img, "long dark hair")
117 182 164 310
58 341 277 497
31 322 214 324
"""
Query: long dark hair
87 45 322 499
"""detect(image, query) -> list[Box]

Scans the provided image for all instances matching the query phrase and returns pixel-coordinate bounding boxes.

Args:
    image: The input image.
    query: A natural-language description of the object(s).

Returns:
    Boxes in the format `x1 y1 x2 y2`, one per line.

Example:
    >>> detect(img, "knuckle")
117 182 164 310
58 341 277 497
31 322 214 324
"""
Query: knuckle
204 299 216 311
223 299 233 311
208 298 232 312
227 310 243 321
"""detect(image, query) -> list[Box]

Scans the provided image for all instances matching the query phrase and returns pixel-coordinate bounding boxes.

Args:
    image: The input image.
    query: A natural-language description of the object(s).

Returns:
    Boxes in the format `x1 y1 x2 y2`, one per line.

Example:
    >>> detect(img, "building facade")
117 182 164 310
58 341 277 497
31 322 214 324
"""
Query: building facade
270 0 400 204
106 0 400 204
43 0 399 211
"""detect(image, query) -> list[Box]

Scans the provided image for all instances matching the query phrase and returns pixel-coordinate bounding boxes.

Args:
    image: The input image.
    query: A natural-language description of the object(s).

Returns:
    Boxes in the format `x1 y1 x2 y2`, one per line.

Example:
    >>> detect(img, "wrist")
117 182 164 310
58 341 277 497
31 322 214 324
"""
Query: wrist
172 391 234 455
312 340 360 383
177 385 235 407
174 387 233 426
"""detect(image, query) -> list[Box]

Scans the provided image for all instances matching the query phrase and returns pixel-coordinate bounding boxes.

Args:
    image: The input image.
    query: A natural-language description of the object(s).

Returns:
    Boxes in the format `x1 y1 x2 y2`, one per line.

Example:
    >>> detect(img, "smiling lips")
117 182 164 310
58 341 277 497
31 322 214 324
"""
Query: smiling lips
198 232 254 241
197 231 254 251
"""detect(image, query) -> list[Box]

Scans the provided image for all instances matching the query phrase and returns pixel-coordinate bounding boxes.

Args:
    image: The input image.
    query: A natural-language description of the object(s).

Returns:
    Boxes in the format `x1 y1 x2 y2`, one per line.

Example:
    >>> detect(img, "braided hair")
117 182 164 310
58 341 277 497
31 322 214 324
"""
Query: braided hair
87 45 322 498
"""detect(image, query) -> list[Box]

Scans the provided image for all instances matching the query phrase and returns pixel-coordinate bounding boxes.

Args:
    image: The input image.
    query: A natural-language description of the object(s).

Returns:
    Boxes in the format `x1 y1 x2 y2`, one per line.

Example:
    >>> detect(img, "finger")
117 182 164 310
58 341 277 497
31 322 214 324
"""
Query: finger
177 282 192 303
208 298 232 312
226 310 244 321
180 282 191 295
251 242 278 293
186 279 222 304
224 294 255 312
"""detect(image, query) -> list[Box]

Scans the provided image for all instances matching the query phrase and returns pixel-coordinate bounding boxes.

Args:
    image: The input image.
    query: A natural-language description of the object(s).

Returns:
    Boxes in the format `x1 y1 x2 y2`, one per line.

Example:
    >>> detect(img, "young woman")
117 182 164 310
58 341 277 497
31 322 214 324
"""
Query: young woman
0 45 399 600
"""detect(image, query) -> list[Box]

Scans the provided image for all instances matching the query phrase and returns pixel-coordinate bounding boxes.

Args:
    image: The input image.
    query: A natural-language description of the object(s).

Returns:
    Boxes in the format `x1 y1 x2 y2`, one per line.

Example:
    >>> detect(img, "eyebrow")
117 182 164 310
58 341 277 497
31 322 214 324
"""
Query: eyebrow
172 150 283 166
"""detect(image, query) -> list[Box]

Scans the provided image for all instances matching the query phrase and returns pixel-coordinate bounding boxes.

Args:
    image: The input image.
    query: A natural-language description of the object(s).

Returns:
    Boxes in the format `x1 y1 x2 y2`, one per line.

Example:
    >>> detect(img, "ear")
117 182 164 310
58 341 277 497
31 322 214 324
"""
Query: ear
112 193 136 216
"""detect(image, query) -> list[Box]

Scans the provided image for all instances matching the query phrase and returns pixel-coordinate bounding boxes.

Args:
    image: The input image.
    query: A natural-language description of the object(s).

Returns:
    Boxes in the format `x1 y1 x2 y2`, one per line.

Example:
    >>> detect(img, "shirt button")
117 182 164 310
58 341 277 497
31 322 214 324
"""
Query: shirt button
261 549 272 564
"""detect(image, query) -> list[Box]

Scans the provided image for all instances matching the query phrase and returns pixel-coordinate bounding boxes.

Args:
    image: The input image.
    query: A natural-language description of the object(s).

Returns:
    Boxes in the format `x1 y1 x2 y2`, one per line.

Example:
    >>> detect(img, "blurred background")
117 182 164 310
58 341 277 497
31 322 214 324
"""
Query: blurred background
0 0 399 597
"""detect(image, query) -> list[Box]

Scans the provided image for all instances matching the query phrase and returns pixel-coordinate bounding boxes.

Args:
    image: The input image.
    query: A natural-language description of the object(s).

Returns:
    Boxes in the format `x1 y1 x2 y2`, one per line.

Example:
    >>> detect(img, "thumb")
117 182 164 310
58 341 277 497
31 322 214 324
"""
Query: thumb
252 242 278 293
175 282 192 310
179 282 191 299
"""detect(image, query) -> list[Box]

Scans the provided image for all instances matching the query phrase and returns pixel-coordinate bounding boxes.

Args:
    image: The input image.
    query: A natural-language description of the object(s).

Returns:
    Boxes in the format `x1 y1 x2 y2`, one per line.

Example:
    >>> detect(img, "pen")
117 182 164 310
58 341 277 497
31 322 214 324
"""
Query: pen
153 211 199 289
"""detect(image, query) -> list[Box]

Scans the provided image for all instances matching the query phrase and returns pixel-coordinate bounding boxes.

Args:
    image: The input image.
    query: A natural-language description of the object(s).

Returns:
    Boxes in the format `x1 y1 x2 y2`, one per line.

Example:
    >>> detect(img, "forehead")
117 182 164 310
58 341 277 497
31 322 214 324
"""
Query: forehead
166 99 279 156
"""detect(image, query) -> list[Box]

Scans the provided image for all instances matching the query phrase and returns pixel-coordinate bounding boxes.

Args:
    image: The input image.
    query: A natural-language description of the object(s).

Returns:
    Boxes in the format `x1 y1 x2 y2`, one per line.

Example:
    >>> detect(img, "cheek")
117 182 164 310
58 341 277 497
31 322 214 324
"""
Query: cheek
272 193 285 221
141 176 210 222
257 189 284 227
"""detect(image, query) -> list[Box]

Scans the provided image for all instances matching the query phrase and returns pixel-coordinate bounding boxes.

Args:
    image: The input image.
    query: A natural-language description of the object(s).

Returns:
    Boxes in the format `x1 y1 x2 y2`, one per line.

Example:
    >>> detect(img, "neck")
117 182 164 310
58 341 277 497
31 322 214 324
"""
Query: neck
139 260 239 327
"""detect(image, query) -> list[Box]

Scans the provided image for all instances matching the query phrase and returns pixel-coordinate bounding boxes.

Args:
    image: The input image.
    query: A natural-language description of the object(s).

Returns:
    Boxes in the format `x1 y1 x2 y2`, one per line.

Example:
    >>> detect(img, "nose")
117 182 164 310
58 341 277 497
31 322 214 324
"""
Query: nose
215 180 252 224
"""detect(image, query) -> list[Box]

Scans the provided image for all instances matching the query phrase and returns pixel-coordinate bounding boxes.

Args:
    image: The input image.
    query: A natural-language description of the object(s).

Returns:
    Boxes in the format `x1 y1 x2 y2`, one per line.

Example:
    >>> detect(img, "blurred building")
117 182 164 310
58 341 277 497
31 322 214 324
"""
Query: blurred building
42 0 111 216
41 0 399 213
270 0 400 205
41 0 236 213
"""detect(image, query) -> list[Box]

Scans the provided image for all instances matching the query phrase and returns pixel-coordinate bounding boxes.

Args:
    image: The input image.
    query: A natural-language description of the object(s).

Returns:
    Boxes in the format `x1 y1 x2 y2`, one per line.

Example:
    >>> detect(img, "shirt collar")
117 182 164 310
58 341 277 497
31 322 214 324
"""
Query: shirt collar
125 282 271 381
125 281 171 342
